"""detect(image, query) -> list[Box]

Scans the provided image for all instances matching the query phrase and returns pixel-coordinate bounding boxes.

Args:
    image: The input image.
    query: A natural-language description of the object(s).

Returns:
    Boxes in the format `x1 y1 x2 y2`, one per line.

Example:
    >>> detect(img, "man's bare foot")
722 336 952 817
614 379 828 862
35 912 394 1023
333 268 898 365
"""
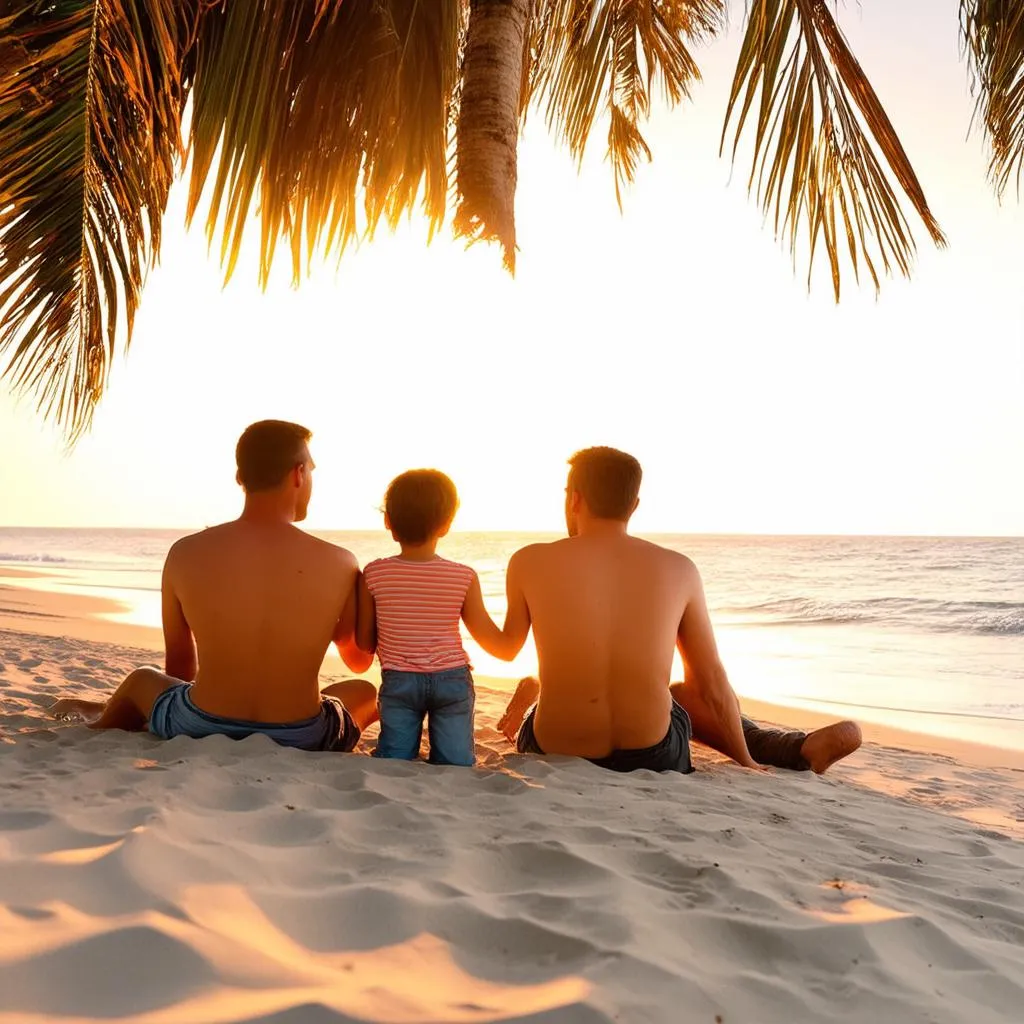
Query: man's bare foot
49 698 106 722
800 720 862 774
496 676 541 744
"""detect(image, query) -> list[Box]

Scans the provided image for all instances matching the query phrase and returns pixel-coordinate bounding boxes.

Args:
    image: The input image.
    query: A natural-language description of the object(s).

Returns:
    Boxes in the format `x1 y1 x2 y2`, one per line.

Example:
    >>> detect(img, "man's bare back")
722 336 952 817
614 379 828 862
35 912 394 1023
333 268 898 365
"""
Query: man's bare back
504 534 695 757
51 420 378 748
167 521 360 722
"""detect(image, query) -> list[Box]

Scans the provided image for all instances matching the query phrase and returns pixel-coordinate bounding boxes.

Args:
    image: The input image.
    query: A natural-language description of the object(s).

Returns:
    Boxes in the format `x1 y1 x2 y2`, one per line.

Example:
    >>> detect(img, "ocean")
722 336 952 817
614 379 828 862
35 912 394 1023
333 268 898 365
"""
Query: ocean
1 529 1021 751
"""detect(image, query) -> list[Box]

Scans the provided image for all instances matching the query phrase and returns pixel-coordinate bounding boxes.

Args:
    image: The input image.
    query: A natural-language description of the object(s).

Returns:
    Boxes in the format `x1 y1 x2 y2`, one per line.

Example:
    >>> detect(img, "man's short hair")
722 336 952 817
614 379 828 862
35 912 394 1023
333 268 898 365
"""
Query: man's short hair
235 420 312 492
384 469 459 545
568 447 642 520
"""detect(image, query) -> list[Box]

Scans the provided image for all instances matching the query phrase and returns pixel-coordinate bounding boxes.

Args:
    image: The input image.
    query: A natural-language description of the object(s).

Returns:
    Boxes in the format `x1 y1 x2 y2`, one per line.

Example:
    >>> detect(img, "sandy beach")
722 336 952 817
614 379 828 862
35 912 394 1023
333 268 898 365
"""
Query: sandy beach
2 573 1023 1022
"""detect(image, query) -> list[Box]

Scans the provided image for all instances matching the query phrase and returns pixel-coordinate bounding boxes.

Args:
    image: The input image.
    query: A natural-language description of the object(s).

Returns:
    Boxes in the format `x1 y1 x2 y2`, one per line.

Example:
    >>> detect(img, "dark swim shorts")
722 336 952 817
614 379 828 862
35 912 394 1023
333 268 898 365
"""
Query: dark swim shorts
517 700 694 774
149 683 360 752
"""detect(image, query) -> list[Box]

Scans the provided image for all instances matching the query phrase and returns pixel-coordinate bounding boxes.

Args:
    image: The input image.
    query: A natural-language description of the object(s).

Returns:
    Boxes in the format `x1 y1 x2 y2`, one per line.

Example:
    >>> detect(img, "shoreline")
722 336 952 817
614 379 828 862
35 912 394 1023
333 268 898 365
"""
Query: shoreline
3 569 1022 774
5 618 1021 838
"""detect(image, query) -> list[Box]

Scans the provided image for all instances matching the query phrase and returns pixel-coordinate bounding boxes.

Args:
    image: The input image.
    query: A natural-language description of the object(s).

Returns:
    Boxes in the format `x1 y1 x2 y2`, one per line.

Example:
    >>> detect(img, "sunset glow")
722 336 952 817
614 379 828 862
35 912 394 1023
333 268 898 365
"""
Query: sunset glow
2 1 1022 537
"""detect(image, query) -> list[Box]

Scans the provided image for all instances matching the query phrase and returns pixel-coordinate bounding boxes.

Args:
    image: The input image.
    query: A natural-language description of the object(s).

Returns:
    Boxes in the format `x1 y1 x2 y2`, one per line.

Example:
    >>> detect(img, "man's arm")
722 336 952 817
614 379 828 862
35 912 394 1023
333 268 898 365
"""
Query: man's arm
354 571 377 656
162 550 197 682
676 559 758 769
335 566 374 673
501 550 532 653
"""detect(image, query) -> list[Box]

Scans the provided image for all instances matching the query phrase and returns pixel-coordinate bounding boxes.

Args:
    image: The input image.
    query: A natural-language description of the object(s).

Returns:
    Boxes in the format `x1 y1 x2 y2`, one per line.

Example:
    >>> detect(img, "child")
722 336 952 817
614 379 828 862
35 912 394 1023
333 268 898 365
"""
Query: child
357 469 527 766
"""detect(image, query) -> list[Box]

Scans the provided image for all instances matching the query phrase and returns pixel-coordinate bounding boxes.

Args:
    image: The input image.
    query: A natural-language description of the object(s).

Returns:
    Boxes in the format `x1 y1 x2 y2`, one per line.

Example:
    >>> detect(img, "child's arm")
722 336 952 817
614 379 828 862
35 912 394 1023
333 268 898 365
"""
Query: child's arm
355 572 377 656
461 572 512 658
461 556 531 661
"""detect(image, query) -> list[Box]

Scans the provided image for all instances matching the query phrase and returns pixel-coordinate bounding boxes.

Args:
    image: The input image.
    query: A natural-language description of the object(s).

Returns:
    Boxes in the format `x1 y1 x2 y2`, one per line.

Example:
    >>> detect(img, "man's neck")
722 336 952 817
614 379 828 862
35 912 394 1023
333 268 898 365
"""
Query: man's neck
239 494 296 526
574 517 630 539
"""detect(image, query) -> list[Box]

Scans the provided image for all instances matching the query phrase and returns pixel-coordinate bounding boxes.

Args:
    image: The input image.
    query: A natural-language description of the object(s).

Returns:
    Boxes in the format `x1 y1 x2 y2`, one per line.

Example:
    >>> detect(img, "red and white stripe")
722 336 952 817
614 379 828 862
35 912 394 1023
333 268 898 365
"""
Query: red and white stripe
364 556 474 672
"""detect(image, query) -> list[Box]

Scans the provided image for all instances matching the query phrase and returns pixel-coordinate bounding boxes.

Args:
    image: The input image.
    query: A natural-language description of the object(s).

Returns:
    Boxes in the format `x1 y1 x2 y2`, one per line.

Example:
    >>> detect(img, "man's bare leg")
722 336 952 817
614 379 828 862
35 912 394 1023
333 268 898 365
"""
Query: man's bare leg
670 681 861 773
321 679 379 732
68 667 180 732
497 676 540 744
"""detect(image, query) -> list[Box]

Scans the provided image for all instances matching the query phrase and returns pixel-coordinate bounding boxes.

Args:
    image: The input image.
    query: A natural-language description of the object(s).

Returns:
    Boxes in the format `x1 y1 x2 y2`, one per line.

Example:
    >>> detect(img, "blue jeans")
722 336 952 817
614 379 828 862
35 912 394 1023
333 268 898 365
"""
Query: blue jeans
375 666 476 766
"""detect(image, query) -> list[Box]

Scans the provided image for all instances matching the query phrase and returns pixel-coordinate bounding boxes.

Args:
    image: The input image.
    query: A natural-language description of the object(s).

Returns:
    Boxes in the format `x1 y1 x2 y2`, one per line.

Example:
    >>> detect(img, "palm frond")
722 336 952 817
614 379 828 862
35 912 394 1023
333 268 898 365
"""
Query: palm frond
526 0 724 207
0 0 194 438
962 0 1024 195
723 0 946 301
187 0 464 287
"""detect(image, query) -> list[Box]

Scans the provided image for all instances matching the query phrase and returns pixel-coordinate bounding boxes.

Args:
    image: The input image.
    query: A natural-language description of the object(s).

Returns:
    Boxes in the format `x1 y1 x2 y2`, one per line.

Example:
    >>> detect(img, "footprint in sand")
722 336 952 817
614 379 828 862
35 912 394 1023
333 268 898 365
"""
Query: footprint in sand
18 658 42 670
0 660 6 672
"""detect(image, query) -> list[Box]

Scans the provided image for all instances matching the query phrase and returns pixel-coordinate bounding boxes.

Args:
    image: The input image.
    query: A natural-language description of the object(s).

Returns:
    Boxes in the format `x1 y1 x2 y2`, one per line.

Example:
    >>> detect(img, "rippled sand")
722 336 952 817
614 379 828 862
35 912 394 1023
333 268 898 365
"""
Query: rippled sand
2 626 1023 1023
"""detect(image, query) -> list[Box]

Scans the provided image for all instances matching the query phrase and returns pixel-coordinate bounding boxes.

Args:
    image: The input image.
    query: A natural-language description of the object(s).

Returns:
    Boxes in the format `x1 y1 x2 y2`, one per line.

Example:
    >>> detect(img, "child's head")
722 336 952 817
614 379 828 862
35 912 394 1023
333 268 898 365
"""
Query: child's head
384 469 459 545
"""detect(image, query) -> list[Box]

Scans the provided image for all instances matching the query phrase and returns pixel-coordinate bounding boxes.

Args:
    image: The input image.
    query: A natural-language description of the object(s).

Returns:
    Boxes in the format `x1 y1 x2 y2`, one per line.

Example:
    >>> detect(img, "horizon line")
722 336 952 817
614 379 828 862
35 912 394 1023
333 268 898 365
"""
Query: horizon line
0 525 1022 542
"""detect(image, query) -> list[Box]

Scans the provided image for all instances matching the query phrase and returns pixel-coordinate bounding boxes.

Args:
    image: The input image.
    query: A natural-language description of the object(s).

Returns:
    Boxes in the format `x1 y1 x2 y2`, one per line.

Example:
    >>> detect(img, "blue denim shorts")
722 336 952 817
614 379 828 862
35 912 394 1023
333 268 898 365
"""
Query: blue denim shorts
149 683 360 752
375 665 475 766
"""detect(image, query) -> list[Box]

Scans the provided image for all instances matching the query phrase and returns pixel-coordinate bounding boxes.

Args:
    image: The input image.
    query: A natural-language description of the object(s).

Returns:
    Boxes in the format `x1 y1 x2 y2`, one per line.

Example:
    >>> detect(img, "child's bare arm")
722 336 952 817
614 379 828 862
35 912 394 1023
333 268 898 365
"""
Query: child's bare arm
355 573 377 655
461 572 519 660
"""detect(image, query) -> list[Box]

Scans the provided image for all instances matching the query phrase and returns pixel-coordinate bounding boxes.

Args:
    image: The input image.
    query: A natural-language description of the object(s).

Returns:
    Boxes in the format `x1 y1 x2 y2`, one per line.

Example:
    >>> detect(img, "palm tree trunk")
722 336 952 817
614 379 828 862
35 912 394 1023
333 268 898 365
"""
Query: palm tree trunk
454 0 532 273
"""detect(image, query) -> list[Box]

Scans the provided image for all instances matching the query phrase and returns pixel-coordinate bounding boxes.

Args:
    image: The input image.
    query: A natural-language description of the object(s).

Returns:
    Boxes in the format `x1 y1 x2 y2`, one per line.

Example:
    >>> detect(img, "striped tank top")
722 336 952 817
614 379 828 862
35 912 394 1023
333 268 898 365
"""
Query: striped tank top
363 555 475 672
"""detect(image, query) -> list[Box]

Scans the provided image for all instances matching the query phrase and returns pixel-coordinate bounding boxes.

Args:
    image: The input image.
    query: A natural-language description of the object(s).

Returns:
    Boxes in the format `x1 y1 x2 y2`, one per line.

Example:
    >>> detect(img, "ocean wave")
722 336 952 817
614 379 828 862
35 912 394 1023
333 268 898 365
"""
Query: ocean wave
721 596 1024 637
0 552 69 565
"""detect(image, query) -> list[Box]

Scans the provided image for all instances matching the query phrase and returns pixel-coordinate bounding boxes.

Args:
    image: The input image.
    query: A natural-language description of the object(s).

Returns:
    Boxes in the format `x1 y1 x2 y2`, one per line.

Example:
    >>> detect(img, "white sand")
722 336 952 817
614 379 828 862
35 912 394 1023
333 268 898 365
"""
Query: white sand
2 619 1024 1023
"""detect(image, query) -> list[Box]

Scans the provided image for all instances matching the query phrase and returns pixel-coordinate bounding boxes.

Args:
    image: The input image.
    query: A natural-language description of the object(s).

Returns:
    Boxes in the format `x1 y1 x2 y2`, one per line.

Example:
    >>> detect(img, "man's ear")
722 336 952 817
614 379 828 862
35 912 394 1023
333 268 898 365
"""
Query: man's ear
236 470 242 487
570 490 583 514
383 512 392 531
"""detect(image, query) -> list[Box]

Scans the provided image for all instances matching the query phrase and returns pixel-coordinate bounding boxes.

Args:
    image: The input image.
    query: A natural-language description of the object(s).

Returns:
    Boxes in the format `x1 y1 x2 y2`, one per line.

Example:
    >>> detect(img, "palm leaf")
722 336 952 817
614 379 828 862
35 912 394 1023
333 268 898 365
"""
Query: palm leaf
526 0 724 207
962 0 1024 195
723 0 946 300
186 0 464 286
0 0 194 439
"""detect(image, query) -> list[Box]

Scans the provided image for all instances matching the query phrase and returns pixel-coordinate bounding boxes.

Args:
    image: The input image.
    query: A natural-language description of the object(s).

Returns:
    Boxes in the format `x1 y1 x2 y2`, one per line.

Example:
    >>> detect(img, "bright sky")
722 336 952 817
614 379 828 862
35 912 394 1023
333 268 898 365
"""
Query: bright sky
1 0 1022 536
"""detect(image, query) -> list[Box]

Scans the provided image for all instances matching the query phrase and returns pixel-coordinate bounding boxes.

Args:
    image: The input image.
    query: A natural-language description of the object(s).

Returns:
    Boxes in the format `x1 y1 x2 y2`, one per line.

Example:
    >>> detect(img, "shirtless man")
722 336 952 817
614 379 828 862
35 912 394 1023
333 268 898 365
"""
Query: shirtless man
51 420 377 750
495 447 862 774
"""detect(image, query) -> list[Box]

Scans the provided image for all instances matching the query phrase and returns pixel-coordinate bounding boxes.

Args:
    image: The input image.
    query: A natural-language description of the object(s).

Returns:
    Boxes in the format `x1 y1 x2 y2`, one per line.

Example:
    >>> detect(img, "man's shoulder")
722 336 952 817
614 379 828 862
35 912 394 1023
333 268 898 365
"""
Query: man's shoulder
510 539 565 564
166 523 230 560
302 532 358 569
630 537 699 576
